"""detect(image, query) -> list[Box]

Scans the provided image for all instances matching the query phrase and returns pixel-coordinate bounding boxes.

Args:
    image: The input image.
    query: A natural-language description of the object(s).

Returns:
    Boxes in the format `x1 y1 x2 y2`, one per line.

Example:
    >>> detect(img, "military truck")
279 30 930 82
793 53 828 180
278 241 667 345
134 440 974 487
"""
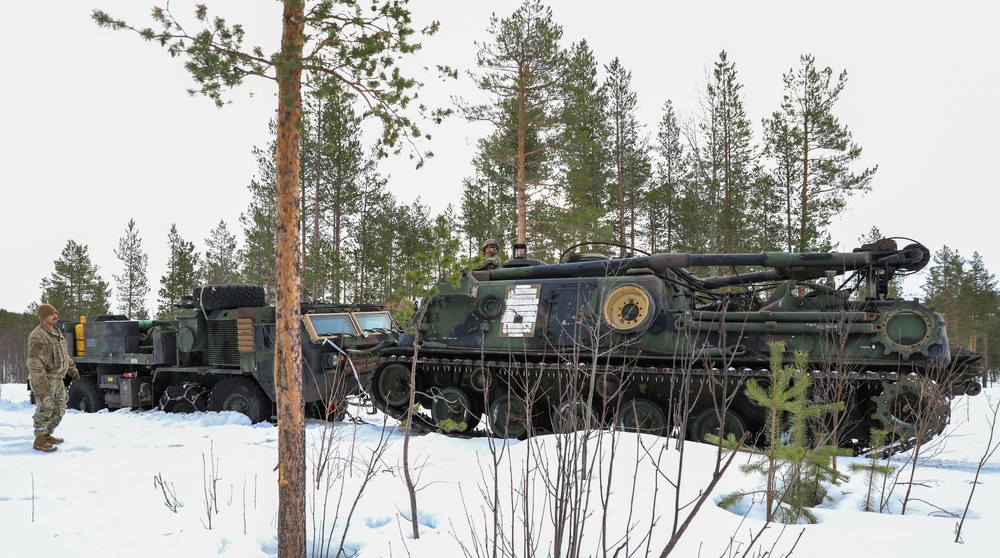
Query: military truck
53 285 397 423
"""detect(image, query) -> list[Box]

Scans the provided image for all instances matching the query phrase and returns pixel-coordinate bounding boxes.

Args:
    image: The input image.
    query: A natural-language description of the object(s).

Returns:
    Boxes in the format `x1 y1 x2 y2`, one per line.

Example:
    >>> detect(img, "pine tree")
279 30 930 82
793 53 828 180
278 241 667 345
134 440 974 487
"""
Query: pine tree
691 51 759 255
299 80 366 302
964 252 998 354
719 342 849 524
461 0 565 247
239 143 278 302
157 224 201 320
745 169 785 252
605 57 651 255
647 100 687 253
553 39 612 249
345 166 395 303
395 199 435 297
763 54 877 252
202 220 239 285
94 3 450 550
762 105 802 252
847 428 896 512
244 94 385 304
113 219 150 319
428 207 466 280
922 245 967 343
38 240 111 319
0 310 35 382
460 129 519 256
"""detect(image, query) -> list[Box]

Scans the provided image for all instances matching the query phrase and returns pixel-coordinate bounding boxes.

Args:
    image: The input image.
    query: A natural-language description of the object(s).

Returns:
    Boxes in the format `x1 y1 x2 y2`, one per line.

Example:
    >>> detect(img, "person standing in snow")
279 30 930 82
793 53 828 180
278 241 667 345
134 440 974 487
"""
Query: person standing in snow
26 304 79 452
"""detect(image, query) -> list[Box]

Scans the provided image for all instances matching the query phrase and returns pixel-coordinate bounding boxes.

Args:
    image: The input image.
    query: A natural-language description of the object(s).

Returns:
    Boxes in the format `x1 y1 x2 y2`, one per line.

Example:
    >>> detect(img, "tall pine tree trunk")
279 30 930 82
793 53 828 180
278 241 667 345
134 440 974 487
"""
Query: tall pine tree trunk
275 1 306 555
312 106 323 301
799 108 810 252
517 85 528 245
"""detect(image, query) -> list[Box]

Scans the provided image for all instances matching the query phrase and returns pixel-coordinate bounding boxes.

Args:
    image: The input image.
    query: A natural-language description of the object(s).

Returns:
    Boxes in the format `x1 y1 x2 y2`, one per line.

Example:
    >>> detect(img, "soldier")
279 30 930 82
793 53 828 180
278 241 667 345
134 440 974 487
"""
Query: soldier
27 304 79 452
476 239 501 270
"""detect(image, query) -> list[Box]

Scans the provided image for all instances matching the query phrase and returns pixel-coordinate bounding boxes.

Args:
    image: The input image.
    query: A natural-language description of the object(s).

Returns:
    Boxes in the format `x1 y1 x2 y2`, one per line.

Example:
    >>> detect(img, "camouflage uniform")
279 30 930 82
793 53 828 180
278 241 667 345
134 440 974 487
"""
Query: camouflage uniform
478 255 501 270
27 322 79 439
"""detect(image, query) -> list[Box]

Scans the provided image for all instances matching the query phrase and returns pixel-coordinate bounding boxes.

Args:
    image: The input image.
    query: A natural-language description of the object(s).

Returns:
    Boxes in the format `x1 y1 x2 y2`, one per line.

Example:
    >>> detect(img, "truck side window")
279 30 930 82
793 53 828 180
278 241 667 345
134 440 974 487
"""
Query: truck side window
261 325 276 351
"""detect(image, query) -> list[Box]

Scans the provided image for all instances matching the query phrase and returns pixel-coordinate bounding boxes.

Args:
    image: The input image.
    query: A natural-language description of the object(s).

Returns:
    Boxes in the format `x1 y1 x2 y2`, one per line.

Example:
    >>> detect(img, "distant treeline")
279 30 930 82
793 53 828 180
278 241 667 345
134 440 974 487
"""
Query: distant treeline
0 309 34 383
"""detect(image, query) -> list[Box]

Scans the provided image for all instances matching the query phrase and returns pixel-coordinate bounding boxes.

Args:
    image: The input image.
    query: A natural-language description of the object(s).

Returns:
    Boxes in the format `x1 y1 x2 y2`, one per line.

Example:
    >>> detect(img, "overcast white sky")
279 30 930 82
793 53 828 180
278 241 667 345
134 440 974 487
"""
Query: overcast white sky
2 1 996 313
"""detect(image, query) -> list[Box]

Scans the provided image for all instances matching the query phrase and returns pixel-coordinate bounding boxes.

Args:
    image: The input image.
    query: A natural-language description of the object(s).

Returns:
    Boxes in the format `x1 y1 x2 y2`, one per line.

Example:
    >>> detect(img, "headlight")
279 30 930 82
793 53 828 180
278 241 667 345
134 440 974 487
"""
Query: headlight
324 353 340 369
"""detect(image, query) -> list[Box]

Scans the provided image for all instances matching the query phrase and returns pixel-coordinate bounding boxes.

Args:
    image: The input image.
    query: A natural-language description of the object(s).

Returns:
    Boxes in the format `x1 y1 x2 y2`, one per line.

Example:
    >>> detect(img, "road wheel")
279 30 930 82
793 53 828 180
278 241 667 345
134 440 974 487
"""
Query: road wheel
618 398 667 436
68 376 106 412
431 387 480 432
689 408 747 444
551 399 598 433
488 394 530 439
373 363 412 410
209 377 272 423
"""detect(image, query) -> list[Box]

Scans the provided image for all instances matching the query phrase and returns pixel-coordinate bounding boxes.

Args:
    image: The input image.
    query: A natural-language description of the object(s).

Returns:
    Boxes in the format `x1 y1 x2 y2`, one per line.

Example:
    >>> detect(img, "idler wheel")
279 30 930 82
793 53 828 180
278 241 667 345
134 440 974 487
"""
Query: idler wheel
689 408 747 444
375 363 412 409
870 378 948 441
618 398 668 436
551 399 598 433
431 387 480 432
488 394 530 439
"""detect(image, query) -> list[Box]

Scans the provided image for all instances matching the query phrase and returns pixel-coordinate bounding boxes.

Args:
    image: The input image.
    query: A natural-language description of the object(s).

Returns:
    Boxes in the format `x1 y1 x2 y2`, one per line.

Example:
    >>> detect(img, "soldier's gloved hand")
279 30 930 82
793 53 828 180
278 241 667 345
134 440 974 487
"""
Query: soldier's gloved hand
68 368 80 383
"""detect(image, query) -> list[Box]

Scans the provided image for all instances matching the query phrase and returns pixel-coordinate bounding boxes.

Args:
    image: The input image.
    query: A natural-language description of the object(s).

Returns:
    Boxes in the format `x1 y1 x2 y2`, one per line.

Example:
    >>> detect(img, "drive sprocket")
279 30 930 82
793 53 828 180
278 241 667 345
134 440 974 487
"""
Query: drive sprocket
870 378 949 442
871 300 943 360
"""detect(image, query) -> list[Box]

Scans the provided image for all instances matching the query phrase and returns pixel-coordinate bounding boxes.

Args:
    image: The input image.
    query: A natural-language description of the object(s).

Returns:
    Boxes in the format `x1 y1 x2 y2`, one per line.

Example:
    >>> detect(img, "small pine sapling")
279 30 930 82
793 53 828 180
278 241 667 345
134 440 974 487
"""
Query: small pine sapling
848 428 896 512
719 341 850 524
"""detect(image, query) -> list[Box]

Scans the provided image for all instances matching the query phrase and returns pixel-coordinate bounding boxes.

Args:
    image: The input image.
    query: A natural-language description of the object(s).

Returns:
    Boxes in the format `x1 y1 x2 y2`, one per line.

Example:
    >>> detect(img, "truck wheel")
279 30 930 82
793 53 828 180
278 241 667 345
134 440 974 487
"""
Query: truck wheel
194 285 267 311
209 377 272 423
68 376 106 413
160 383 209 414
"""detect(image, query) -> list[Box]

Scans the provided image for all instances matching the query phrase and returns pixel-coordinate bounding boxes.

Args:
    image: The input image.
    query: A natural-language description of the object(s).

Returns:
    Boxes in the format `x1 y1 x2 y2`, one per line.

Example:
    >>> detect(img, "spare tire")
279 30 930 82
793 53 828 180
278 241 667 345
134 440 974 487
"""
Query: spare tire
194 285 266 311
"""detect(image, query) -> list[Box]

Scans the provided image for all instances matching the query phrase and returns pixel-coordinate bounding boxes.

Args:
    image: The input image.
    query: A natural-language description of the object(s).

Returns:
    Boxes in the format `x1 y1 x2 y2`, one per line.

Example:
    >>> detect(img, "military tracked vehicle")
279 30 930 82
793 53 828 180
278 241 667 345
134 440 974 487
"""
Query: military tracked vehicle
368 239 983 451
47 284 397 423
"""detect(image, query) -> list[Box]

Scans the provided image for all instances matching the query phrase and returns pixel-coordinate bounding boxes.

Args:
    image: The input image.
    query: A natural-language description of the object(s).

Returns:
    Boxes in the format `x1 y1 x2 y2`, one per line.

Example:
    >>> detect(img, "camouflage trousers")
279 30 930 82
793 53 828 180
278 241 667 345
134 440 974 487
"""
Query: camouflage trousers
31 372 67 437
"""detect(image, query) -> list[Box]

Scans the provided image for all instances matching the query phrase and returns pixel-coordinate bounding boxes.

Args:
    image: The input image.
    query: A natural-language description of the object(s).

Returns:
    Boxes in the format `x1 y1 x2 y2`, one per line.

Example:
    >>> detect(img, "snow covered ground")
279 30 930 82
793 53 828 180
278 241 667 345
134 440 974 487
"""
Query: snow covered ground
1 382 998 557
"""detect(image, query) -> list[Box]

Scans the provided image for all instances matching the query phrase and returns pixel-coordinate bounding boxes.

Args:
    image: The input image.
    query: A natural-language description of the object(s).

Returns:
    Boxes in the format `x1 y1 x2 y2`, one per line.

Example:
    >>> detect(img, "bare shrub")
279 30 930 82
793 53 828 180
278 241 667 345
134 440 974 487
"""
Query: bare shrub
955 393 1000 542
201 442 221 530
308 393 395 558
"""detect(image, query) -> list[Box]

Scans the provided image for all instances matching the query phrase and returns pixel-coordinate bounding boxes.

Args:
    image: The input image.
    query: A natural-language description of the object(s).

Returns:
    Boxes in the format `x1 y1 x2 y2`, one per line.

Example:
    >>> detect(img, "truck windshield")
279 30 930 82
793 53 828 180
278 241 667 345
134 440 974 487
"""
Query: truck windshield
306 314 359 336
354 312 394 332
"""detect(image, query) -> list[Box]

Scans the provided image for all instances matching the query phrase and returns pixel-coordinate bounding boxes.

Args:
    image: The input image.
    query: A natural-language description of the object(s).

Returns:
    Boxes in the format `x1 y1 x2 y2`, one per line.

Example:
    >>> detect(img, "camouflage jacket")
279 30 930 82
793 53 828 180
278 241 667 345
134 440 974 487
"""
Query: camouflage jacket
477 255 502 271
27 323 78 379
